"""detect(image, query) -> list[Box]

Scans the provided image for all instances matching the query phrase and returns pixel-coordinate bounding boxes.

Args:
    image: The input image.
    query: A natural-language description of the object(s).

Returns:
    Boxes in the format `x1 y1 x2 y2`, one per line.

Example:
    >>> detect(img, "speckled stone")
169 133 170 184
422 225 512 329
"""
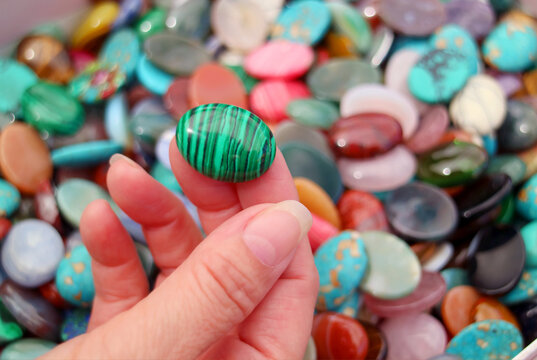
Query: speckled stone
60 308 89 341
516 174 537 220
500 269 537 305
55 245 95 307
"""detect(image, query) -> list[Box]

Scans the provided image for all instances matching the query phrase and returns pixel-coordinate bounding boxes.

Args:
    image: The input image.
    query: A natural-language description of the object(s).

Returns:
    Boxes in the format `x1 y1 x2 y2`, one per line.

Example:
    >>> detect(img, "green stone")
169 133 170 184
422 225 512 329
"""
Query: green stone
135 7 167 41
0 339 56 360
496 195 516 225
0 300 22 344
286 99 339 130
327 2 372 54
417 141 489 188
176 103 276 182
486 154 527 186
21 82 84 135
0 58 38 114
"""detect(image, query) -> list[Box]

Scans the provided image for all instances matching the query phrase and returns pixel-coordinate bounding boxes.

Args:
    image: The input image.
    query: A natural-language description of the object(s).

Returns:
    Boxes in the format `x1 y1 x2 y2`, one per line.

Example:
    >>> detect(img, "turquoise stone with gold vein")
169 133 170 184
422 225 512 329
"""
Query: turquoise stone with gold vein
176 103 276 183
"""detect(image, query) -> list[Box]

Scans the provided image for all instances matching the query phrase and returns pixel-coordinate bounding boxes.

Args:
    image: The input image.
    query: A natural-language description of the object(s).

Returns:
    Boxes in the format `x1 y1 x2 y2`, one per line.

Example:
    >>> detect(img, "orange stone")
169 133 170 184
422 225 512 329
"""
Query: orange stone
523 69 537 95
295 177 341 229
441 285 481 336
0 123 52 194
188 62 248 109
325 32 357 58
471 297 520 329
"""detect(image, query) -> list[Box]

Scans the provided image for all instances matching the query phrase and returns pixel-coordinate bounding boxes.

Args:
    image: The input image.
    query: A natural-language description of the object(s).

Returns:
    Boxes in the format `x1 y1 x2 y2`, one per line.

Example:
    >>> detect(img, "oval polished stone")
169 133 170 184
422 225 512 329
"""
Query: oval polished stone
364 271 446 318
380 313 447 360
430 25 480 76
337 190 389 232
188 63 247 108
446 320 523 360
55 245 95 307
360 231 421 299
104 93 131 148
144 33 210 76
486 154 527 186
312 313 369 360
136 55 173 96
0 180 20 218
21 82 85 136
99 28 140 79
286 99 339 130
176 104 275 183
338 145 416 193
423 242 454 272
315 231 368 311
329 114 403 158
450 75 506 135
0 339 56 360
295 178 341 229
467 225 525 296
471 297 519 329
281 142 343 202
245 40 314 80
333 290 361 318
444 0 495 40
379 0 446 36
250 80 310 124
71 2 120 50
442 285 482 336
51 140 123 168
0 281 61 341
498 100 537 152
499 269 537 305
367 25 395 67
362 322 388 360
406 106 450 154
0 123 52 195
69 61 126 103
307 59 381 102
0 58 38 114
16 34 74 84
385 182 458 242
165 0 210 39
417 141 488 188
328 2 372 54
274 121 334 160
135 7 166 41
2 220 64 288
163 78 190 120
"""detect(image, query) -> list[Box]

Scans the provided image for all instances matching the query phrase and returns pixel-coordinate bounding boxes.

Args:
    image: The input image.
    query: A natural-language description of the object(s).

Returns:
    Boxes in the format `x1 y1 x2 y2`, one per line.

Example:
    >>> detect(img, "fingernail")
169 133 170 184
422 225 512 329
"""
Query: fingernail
109 154 140 168
243 200 312 267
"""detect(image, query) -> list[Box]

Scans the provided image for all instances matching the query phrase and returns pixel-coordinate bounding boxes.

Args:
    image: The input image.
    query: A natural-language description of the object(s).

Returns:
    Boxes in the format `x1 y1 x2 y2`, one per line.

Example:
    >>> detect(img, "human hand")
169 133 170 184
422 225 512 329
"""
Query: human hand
41 142 318 359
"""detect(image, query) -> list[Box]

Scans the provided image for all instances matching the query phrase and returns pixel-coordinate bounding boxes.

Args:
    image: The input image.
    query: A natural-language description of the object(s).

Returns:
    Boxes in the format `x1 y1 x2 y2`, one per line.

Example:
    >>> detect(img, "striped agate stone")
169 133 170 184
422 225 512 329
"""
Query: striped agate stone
176 103 276 182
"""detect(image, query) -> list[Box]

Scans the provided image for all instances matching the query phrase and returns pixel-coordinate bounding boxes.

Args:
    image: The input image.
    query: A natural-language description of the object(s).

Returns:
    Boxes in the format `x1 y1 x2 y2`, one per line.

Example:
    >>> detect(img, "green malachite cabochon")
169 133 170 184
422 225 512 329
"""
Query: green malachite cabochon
176 103 276 182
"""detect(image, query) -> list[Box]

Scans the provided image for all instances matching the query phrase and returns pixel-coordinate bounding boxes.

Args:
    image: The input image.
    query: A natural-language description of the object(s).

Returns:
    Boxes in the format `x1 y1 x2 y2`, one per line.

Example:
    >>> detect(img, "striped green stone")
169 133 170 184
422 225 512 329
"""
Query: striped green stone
176 103 276 183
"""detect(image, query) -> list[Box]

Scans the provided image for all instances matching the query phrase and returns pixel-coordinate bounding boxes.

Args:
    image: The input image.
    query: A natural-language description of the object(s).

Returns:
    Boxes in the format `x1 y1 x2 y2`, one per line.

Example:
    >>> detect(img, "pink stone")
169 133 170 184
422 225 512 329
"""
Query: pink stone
250 80 311 123
68 50 96 73
380 313 447 360
309 213 339 253
364 271 447 318
337 145 416 192
405 105 450 154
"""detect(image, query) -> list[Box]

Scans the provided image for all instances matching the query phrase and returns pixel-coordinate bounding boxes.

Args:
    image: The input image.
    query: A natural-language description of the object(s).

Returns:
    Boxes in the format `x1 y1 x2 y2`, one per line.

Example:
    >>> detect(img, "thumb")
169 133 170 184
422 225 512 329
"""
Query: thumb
43 200 312 360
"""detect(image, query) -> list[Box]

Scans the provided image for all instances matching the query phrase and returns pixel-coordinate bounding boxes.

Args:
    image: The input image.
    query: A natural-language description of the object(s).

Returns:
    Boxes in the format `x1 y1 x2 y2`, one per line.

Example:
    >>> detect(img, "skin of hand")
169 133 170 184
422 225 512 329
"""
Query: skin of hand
40 141 319 360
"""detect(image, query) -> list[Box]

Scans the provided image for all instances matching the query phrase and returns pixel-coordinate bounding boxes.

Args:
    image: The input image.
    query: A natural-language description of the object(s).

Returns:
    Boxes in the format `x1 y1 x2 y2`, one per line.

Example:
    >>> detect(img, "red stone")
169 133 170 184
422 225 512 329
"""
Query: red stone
68 49 96 73
312 312 369 360
39 281 71 309
34 181 62 232
309 213 339 253
164 78 190 120
329 113 403 158
337 190 389 232
250 80 311 123
0 218 12 241
405 105 449 154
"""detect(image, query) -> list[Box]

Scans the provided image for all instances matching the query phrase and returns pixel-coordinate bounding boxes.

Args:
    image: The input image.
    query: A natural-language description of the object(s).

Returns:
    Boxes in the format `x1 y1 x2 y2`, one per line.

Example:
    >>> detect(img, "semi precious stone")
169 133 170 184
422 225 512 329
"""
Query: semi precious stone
366 25 395 67
60 308 89 341
499 269 537 305
333 290 361 318
379 0 446 36
327 2 372 54
55 245 95 307
0 58 38 114
517 174 537 220
471 297 519 328
136 55 173 96
486 154 527 186
69 61 126 103
498 100 537 152
362 322 388 360
99 28 140 79
444 0 495 40
295 178 341 229
441 286 483 336
165 0 210 39
51 140 123 167
104 93 131 148
176 104 275 183
274 121 334 160
430 25 480 75
135 7 166 40
0 339 56 360
423 243 454 272
163 78 190 120
0 180 20 218
250 80 310 123
39 281 70 309
406 106 450 154
286 99 339 130
337 190 389 232
71 2 119 51
440 269 471 292
521 221 537 269
303 337 317 360
308 214 338 253
188 63 247 108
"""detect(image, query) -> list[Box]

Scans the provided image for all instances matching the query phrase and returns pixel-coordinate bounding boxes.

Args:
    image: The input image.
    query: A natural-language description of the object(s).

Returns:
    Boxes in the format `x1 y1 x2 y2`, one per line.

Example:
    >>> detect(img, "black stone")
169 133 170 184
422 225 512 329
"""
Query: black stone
510 299 537 345
498 100 537 152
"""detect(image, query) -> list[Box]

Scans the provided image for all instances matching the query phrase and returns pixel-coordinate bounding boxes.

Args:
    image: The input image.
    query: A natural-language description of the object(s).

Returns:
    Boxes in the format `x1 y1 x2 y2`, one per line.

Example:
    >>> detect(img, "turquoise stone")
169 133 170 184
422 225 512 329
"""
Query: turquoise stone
314 231 368 311
99 28 140 79
327 2 372 54
272 0 331 45
151 161 182 193
408 49 471 104
0 179 20 217
55 245 95 307
521 221 537 269
482 134 498 157
516 174 537 220
21 82 85 135
136 55 174 95
0 339 56 360
441 268 470 291
176 104 276 183
483 20 537 72
51 140 123 167
286 98 339 130
60 308 90 341
104 93 131 147
334 290 362 318
56 179 117 227
486 154 527 186
0 58 38 113
500 269 537 305
430 25 480 75
446 320 522 360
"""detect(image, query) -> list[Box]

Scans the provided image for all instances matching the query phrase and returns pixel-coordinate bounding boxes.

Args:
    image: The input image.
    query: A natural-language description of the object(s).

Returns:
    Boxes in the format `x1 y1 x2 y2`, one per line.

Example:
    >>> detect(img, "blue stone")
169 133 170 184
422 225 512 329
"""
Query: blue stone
272 0 331 45
441 268 470 291
314 231 368 311
0 58 38 114
55 245 95 307
516 174 537 220
2 220 64 288
521 221 537 269
51 140 123 167
60 308 90 341
112 0 142 29
333 290 362 318
104 93 131 148
430 25 481 75
99 28 141 78
500 269 537 305
136 55 173 95
0 180 20 217
482 134 498 157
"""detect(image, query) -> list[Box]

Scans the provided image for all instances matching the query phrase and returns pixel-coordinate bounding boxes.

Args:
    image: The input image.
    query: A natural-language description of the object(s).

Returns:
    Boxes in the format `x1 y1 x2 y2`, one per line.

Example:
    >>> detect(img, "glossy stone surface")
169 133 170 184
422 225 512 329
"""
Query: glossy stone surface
55 245 95 307
379 0 446 36
444 0 495 40
99 28 140 79
188 63 247 108
144 33 210 76
251 80 310 123
417 141 488 188
467 226 525 296
360 231 421 299
423 242 454 272
0 123 52 194
328 2 372 54
286 99 338 130
130 98 176 153
176 104 275 183
362 322 388 360
483 20 537 72
516 174 537 220
104 93 131 148
295 178 341 229
486 154 527 186
71 1 119 50
135 55 173 96
281 142 343 202
60 308 89 341
329 114 403 159
450 75 506 135
312 312 369 360
134 7 166 41
442 286 482 336
51 140 123 167
2 220 64 288
274 121 334 160
380 313 447 360
69 61 126 103
0 58 38 114
0 180 20 218
446 320 523 360
164 0 210 39
272 0 331 45
333 290 361 318
307 59 381 102
0 339 56 360
471 297 519 329
498 100 537 152
430 25 480 75
367 25 395 67
16 35 74 84
500 269 537 305
385 182 458 241
406 106 450 154
315 231 368 311
337 190 389 233
0 281 61 341
338 146 416 193
364 271 446 318
409 49 471 104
